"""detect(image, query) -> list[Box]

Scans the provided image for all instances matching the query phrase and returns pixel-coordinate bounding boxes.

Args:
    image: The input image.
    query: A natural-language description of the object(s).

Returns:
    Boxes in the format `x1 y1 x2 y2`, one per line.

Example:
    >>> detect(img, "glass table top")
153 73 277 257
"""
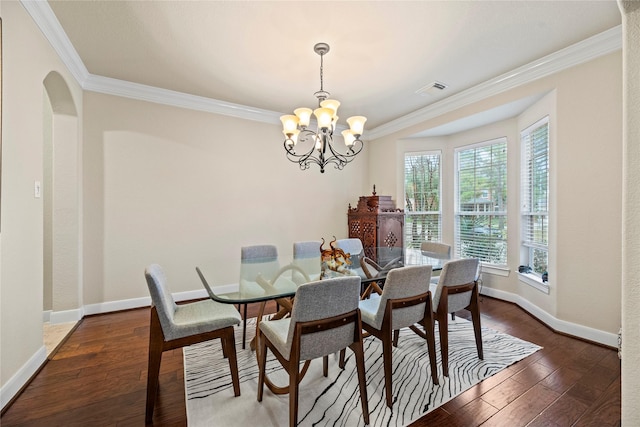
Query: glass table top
196 247 450 305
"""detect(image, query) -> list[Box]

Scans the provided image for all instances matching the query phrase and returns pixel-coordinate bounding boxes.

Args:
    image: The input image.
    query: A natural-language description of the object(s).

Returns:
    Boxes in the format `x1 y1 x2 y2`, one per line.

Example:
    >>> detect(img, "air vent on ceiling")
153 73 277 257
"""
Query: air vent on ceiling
416 81 449 96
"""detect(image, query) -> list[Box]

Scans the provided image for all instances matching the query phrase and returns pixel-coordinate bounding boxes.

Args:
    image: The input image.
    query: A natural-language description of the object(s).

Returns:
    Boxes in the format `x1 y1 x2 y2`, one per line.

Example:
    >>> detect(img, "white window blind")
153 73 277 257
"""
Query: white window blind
521 117 549 276
455 139 508 265
404 152 441 251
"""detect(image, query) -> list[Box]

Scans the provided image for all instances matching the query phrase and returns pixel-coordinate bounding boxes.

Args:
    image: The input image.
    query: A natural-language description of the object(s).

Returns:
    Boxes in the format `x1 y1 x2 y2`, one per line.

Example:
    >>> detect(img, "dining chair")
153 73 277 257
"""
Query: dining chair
420 241 452 260
421 241 452 285
430 257 482 377
257 276 369 427
144 264 242 423
335 238 366 277
358 265 439 408
238 244 281 349
291 240 322 285
336 237 397 297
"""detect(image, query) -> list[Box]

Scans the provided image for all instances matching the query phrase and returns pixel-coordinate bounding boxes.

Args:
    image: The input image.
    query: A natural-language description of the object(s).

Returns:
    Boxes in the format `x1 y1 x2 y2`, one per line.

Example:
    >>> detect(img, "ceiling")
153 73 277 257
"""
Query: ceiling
45 0 622 137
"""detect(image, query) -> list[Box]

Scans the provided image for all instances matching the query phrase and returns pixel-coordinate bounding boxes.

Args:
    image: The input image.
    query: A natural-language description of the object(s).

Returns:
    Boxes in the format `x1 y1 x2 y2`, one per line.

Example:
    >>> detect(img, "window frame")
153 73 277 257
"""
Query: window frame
520 116 550 286
454 137 508 267
403 150 442 257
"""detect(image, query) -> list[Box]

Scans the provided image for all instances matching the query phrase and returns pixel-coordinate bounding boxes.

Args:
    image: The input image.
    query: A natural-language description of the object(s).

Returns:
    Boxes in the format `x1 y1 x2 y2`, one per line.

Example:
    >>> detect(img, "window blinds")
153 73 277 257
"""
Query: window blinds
404 152 441 249
521 117 549 274
455 139 508 265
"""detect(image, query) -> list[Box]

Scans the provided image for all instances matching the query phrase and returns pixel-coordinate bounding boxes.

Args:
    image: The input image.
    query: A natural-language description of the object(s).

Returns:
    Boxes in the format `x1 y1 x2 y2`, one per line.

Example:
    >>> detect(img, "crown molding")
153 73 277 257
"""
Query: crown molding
21 0 89 86
84 75 282 124
366 25 622 140
24 0 621 136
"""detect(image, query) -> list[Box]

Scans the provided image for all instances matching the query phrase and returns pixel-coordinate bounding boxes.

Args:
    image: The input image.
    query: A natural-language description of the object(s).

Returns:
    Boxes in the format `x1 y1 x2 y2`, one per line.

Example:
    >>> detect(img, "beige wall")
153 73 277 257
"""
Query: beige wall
620 1 640 424
369 52 622 339
82 92 367 305
0 1 83 397
1 0 631 416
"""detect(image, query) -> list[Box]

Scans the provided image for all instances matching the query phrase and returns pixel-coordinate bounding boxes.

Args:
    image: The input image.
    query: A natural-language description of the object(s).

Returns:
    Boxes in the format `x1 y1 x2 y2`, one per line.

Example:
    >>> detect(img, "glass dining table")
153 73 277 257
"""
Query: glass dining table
196 246 449 394
198 247 446 334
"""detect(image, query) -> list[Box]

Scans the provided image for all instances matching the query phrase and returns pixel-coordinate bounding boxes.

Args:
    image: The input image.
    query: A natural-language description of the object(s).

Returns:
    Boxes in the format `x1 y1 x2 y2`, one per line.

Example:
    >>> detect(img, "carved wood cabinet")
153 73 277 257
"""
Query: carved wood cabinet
348 191 404 265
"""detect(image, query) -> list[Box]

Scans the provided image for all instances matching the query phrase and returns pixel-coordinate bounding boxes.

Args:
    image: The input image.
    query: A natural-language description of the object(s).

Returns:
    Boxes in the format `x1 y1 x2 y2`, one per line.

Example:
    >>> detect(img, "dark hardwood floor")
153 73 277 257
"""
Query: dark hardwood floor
1 296 620 426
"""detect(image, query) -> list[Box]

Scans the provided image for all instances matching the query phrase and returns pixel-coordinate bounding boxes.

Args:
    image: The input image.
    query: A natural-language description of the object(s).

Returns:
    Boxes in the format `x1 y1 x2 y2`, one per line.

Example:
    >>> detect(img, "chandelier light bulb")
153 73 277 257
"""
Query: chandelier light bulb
280 115 299 134
347 116 367 136
320 99 341 118
314 107 334 129
294 108 312 128
342 129 356 147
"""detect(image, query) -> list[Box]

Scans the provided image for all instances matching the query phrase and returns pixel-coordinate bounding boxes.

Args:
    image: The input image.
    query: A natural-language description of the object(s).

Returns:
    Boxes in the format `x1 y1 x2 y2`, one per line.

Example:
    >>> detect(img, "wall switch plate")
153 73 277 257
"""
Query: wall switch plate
34 181 41 198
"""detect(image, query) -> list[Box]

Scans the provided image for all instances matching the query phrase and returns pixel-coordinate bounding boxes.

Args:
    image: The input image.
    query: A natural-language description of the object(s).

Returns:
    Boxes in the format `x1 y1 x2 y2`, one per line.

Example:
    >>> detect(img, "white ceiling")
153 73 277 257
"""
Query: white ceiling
44 0 621 137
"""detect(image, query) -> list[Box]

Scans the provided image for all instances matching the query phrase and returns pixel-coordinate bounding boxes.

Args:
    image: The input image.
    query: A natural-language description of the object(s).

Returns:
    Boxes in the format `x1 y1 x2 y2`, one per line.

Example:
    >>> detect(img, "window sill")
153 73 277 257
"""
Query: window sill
518 272 550 294
481 264 510 277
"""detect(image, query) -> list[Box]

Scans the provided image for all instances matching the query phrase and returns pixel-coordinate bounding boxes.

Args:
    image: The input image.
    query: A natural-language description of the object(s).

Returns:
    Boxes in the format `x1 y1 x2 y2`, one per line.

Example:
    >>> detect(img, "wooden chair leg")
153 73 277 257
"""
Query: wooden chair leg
242 304 248 349
423 315 439 385
257 329 267 402
288 362 300 427
470 293 484 360
382 330 394 408
223 327 241 397
393 329 400 347
338 348 346 369
146 311 165 424
437 311 449 377
350 342 370 425
323 355 329 377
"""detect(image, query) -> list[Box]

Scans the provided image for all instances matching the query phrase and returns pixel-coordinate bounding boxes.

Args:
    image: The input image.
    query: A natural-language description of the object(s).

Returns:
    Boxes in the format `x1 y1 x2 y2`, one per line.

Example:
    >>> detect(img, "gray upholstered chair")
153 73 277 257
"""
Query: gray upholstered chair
430 257 483 377
421 241 452 284
335 238 367 277
358 265 439 408
336 237 401 298
291 240 322 285
420 241 452 260
257 276 369 427
144 264 242 423
238 244 290 348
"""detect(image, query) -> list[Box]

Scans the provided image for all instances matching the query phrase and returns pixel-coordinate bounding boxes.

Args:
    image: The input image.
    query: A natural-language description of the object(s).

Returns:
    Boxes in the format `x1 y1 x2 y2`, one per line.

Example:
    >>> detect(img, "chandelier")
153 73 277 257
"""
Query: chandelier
280 43 367 173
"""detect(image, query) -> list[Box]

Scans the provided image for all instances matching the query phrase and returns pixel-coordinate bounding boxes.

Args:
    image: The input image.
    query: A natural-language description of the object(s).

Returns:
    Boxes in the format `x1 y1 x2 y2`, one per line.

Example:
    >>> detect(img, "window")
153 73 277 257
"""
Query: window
404 152 441 255
455 139 508 265
521 117 549 278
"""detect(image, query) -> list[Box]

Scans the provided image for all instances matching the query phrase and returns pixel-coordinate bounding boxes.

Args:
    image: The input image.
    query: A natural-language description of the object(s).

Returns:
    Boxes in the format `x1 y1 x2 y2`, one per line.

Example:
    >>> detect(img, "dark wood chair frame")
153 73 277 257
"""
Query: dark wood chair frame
359 291 439 408
257 309 370 427
146 306 240 424
434 280 483 377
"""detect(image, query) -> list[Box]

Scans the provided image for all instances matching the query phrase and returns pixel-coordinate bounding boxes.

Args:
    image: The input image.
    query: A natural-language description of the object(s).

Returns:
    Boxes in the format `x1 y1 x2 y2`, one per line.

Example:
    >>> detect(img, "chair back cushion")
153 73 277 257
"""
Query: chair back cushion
240 245 280 297
292 241 322 284
335 238 363 255
432 258 480 312
288 276 361 360
145 264 177 335
335 238 366 277
421 241 452 260
373 265 433 330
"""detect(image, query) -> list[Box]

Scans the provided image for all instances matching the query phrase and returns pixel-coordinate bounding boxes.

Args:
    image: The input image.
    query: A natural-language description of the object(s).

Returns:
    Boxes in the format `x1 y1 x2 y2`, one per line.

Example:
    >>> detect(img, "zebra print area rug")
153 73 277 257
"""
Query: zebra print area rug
184 317 541 426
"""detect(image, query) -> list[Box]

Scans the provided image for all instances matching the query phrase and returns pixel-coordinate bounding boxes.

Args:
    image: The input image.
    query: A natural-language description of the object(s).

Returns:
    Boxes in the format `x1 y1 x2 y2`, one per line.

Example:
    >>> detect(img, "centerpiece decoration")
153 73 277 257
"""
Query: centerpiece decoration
319 237 353 277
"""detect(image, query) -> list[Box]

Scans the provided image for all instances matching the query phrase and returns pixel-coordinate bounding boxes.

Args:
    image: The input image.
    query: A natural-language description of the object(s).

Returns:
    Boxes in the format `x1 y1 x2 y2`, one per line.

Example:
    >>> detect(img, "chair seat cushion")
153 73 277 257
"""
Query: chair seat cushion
168 299 241 341
259 317 292 358
359 294 382 330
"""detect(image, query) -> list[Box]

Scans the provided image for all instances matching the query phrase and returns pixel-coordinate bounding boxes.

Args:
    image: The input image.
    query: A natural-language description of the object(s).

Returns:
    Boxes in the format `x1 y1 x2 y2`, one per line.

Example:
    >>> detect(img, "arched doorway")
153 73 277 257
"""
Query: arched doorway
42 71 81 355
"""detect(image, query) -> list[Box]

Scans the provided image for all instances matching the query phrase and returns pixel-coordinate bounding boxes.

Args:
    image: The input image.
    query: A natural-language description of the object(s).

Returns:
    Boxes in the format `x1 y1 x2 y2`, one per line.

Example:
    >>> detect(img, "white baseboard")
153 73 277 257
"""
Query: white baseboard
49 308 84 324
83 283 240 315
1 346 47 410
480 287 618 348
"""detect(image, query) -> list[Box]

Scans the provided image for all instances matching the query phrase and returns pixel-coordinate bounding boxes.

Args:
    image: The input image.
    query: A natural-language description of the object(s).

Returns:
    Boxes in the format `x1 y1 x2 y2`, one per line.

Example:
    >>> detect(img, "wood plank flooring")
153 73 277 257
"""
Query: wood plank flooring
1 296 620 426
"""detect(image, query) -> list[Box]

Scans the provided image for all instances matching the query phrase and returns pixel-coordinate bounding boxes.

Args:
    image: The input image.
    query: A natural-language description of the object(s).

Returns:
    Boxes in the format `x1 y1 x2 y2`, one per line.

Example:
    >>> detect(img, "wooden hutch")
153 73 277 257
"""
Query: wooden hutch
347 187 404 265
